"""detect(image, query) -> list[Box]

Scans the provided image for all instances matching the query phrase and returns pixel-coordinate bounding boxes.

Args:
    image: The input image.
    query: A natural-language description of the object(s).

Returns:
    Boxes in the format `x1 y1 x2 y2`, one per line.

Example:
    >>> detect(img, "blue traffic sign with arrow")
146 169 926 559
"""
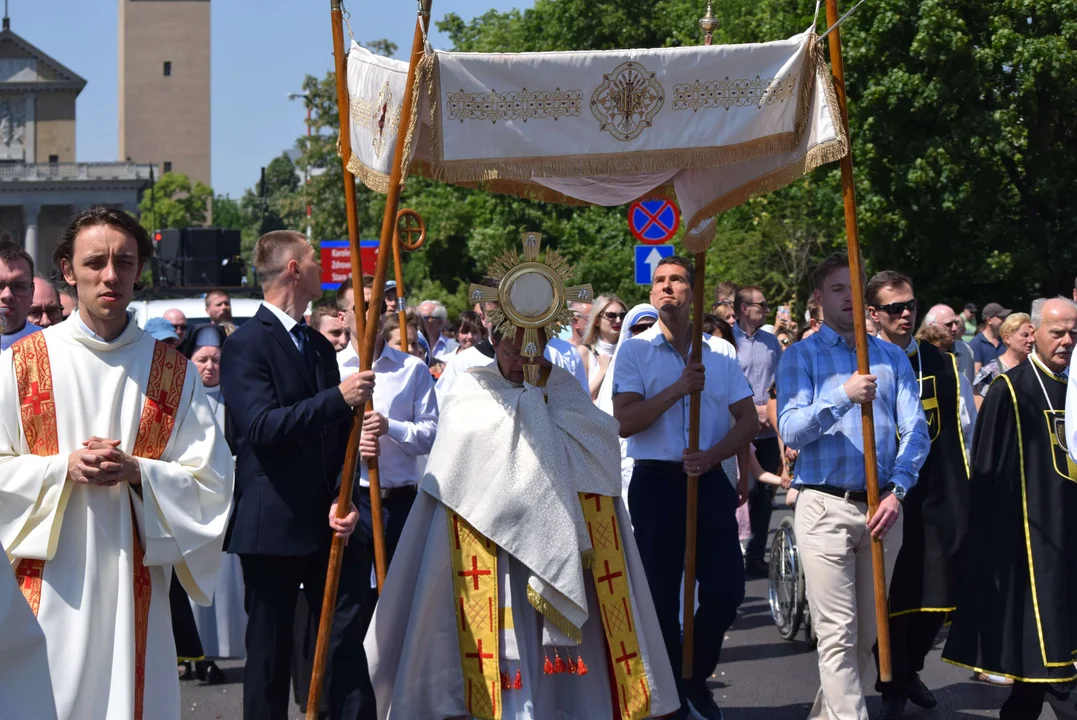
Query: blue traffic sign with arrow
635 245 674 285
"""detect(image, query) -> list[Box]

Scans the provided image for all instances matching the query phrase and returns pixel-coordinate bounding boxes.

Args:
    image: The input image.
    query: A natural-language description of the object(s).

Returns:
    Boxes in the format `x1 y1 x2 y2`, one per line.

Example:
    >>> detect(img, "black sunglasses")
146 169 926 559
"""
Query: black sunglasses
873 298 918 315
602 311 627 322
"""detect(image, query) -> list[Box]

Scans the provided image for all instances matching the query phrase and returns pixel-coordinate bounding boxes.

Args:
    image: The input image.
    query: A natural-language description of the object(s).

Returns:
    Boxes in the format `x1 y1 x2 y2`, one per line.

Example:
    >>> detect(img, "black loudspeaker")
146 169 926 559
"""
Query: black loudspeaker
152 229 184 286
181 228 242 287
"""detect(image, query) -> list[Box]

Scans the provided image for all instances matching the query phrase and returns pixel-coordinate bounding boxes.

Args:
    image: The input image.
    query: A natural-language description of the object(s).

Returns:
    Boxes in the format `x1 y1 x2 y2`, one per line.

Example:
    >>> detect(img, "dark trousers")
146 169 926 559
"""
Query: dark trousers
874 611 946 694
240 540 375 720
628 461 745 699
357 486 418 633
1002 681 1077 720
745 436 781 563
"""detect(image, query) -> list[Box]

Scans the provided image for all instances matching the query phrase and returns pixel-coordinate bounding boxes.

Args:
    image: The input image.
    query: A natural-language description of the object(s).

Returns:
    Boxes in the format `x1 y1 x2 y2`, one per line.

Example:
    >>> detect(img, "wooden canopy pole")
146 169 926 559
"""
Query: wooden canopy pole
682 1 719 681
823 0 892 681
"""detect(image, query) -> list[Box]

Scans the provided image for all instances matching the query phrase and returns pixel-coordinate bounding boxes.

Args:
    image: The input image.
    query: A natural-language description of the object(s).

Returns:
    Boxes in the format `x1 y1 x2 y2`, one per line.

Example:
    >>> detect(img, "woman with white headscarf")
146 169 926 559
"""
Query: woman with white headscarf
597 303 658 506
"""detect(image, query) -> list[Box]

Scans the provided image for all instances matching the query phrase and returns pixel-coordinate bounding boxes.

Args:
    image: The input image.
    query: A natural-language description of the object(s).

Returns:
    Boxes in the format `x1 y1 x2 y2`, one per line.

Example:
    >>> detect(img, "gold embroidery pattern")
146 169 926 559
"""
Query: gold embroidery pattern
590 61 664 142
350 86 403 157
672 75 798 112
447 87 582 123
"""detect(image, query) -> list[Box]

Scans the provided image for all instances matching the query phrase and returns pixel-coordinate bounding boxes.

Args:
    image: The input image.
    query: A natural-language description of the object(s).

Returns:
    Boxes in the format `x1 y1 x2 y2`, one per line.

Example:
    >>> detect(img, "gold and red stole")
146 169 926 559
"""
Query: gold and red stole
11 334 187 720
447 492 651 720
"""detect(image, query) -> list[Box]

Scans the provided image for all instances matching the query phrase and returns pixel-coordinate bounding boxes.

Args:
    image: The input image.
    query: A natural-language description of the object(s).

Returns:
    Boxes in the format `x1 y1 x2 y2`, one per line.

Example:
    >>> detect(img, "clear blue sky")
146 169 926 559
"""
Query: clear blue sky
9 0 532 198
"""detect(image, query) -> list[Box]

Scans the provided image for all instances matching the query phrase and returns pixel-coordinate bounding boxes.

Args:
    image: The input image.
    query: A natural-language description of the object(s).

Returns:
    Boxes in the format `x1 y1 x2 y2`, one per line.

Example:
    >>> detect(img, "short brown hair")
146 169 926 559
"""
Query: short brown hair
806 299 824 321
914 322 954 351
53 205 154 282
253 230 308 286
811 252 862 291
734 285 765 313
204 288 230 307
865 270 913 306
310 304 340 331
716 281 738 302
654 255 695 288
0 240 34 277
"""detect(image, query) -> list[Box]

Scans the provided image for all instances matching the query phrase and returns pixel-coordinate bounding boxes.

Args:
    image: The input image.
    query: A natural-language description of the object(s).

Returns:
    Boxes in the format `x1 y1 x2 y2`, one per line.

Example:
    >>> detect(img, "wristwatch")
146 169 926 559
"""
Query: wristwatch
884 482 906 503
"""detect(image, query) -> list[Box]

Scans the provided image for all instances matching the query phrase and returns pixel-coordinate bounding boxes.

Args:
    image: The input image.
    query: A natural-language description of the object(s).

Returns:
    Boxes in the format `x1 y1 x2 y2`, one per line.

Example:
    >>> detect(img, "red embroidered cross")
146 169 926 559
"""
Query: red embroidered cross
464 638 494 674
22 381 50 415
149 391 175 424
582 493 603 512
19 562 41 584
614 641 638 675
458 555 491 591
596 559 623 595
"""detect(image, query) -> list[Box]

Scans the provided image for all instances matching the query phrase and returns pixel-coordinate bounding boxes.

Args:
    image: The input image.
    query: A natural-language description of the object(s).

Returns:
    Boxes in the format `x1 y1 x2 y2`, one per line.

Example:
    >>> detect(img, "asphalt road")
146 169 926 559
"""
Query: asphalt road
180 502 1059 720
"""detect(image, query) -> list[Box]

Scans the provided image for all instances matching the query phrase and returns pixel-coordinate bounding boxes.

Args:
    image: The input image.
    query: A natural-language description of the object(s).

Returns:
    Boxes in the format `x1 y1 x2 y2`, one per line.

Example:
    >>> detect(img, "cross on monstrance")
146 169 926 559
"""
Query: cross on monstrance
469 231 592 385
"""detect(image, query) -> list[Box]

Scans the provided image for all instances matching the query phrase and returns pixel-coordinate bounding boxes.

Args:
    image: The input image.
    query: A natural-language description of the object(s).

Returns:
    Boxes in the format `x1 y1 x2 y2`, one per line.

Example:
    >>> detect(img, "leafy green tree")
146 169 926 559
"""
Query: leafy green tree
138 172 213 233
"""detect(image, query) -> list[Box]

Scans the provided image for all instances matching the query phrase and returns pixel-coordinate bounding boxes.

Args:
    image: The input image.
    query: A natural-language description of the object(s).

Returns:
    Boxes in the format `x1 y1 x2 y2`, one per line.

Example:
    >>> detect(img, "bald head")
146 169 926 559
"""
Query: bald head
1030 297 1077 373
162 308 188 342
923 304 963 341
28 276 61 328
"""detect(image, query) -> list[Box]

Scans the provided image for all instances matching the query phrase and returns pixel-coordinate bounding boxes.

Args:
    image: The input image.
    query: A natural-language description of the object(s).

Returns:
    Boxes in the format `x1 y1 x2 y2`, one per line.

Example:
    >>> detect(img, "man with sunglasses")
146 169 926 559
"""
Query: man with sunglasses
0 241 42 350
162 308 189 343
733 285 786 577
867 271 975 720
28 275 63 329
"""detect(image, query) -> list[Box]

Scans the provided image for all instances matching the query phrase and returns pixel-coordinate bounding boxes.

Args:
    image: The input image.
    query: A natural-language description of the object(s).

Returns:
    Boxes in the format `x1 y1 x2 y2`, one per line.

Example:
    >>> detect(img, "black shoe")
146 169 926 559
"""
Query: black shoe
905 673 937 709
744 558 769 578
686 686 724 720
196 660 226 685
663 705 691 720
178 661 195 681
880 692 907 720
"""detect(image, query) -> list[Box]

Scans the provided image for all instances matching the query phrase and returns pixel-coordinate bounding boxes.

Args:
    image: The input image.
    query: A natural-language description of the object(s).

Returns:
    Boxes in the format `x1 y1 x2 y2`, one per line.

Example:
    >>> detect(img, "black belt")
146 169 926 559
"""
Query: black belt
378 485 418 501
633 459 684 470
801 484 868 503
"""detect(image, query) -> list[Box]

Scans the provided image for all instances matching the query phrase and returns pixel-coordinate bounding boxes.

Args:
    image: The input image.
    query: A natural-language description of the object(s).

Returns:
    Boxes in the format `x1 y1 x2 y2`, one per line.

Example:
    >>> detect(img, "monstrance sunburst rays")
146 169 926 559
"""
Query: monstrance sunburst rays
469 231 593 384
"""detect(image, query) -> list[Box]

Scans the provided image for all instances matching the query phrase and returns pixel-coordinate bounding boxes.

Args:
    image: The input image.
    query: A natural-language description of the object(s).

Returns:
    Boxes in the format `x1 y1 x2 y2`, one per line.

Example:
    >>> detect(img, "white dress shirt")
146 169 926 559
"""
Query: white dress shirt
613 324 753 462
339 343 438 488
430 335 459 362
261 301 301 350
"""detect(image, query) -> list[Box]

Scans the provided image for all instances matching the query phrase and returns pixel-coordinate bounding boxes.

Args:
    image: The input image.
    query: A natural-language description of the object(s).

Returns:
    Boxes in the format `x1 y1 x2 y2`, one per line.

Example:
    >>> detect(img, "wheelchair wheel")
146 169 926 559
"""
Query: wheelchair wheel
768 517 805 640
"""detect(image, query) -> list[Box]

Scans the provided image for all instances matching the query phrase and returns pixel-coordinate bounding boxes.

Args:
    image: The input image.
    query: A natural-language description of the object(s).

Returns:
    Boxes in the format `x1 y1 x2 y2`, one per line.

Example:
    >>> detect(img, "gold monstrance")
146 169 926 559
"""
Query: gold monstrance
469 232 593 385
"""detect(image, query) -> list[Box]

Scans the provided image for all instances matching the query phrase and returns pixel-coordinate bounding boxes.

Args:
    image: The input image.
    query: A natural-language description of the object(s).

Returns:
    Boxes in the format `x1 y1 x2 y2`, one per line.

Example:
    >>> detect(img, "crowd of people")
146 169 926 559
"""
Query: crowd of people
0 206 1073 720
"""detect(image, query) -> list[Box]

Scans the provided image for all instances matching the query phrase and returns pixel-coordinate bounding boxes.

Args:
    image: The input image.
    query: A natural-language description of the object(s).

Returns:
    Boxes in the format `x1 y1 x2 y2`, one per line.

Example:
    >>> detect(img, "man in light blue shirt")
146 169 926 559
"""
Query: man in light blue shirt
777 252 928 720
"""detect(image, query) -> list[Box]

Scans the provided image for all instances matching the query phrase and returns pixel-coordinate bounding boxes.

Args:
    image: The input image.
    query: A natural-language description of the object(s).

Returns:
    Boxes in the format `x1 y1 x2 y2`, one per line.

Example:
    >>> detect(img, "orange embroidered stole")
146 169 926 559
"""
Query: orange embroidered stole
12 335 187 720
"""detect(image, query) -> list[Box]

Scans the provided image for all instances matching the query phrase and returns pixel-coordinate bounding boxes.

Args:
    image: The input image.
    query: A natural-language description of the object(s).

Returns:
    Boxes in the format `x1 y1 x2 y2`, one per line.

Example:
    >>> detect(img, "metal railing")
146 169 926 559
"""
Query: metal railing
0 162 153 182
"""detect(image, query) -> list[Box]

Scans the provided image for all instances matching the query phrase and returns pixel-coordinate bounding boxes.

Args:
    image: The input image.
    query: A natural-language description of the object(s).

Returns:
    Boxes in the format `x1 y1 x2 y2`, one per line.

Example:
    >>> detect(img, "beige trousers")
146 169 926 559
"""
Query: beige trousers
795 488 903 720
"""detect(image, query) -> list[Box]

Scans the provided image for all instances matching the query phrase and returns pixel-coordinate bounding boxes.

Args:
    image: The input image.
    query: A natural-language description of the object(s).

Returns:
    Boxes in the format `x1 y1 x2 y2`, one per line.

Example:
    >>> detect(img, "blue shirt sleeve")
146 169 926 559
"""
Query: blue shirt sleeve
889 346 930 492
612 341 645 397
777 342 855 449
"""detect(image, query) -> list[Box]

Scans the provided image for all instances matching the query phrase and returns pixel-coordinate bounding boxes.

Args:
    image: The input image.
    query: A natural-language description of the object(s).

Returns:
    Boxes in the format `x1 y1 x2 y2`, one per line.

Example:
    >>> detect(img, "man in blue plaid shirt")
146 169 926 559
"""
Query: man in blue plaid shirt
777 252 929 720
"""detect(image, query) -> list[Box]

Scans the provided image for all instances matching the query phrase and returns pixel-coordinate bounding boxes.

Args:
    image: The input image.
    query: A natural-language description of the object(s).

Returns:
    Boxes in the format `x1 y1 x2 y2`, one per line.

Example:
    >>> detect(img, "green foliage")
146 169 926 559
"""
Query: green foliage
138 172 213 233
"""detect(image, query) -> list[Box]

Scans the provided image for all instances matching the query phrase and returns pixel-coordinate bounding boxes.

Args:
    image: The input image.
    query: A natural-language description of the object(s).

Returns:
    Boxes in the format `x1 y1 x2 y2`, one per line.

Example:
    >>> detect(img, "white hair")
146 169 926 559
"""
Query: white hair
922 304 953 326
420 299 448 320
1030 296 1077 328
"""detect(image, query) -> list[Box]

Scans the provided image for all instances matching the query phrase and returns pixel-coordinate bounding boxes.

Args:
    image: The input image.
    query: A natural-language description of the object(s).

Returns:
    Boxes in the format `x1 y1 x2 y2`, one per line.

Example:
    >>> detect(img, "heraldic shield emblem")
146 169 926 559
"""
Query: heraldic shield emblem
920 375 940 443
1046 410 1077 483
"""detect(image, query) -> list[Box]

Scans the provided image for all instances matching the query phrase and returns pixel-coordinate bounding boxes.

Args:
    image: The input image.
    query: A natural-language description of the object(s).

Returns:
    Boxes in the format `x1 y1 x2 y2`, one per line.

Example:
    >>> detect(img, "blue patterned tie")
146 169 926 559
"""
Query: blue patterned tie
291 322 316 373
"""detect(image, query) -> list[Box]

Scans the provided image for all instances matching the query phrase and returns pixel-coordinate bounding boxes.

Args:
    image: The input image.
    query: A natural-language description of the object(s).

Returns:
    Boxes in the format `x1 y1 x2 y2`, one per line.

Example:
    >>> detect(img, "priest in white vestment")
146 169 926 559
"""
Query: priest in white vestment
0 206 234 720
0 536 57 719
365 233 677 720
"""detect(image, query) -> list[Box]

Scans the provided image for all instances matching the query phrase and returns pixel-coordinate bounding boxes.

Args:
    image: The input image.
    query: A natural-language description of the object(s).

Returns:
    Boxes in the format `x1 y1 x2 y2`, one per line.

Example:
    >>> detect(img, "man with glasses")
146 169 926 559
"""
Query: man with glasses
162 308 189 344
867 271 974 720
0 241 42 350
567 300 592 348
28 275 62 328
923 304 975 385
417 299 457 362
733 284 786 577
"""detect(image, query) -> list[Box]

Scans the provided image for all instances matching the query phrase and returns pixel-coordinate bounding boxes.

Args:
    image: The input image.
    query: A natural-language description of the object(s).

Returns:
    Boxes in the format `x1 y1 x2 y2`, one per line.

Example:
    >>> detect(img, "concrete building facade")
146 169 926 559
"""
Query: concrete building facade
119 0 211 188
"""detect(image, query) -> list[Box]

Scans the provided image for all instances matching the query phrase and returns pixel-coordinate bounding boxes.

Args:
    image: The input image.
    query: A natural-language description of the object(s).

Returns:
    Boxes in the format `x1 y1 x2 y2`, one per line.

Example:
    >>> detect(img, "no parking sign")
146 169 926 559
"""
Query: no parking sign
628 200 681 245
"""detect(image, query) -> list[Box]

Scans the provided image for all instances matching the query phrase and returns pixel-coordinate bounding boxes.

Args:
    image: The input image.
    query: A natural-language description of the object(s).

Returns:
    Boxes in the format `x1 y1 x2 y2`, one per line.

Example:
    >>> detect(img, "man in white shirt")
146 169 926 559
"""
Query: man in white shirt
613 255 758 720
417 299 458 362
0 241 41 350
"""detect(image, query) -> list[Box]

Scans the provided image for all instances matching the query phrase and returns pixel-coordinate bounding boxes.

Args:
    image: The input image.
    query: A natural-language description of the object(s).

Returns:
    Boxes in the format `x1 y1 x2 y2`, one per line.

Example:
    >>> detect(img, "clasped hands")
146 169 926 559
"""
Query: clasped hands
67 437 142 487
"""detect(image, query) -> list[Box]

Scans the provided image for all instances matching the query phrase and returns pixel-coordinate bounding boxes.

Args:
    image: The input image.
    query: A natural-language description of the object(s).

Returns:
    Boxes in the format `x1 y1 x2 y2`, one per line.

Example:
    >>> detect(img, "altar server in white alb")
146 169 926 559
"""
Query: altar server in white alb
0 206 234 720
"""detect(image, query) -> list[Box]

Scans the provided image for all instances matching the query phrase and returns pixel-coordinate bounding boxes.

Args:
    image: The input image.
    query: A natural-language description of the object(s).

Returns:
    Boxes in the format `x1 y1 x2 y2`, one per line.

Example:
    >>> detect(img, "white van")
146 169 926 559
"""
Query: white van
129 297 267 329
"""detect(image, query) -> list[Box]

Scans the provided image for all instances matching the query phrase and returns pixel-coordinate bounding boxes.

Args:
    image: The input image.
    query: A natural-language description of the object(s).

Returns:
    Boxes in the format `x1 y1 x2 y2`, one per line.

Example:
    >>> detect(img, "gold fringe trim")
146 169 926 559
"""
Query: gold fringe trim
346 154 392 193
580 548 595 570
526 584 582 645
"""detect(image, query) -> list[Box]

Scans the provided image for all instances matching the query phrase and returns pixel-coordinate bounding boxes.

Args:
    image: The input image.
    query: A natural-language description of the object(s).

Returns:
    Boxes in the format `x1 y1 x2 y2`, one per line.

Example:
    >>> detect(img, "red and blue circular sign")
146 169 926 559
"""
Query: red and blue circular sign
628 200 681 245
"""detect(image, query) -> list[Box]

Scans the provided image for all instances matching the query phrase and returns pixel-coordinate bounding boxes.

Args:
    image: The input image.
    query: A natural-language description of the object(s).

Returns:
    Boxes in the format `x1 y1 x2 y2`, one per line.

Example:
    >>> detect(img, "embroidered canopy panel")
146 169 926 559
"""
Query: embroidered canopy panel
346 24 847 251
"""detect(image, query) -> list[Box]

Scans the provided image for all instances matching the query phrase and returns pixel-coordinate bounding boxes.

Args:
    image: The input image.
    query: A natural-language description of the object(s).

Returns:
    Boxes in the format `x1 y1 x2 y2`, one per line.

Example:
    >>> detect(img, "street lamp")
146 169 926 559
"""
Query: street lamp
288 91 314 242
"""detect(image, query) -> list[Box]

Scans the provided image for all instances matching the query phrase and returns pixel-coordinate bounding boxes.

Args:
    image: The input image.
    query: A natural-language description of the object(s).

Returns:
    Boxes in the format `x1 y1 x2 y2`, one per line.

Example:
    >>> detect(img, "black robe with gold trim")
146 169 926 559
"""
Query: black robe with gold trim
942 356 1077 682
888 341 970 616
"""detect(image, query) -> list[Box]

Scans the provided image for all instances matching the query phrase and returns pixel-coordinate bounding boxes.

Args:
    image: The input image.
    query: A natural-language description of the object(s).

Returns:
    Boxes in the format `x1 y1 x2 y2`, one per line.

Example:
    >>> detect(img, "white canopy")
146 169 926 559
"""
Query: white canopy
346 23 847 251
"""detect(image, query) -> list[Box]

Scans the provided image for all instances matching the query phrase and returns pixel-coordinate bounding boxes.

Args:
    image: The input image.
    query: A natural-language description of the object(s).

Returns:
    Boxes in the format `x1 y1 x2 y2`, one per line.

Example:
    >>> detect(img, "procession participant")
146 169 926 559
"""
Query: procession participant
866 271 974 719
312 303 351 353
943 296 1077 719
777 253 929 720
0 536 57 719
614 255 758 720
434 279 588 408
578 293 626 401
221 230 372 720
28 274 63 328
365 234 678 720
205 289 232 325
163 308 189 343
0 205 234 720
972 312 1035 405
0 240 41 349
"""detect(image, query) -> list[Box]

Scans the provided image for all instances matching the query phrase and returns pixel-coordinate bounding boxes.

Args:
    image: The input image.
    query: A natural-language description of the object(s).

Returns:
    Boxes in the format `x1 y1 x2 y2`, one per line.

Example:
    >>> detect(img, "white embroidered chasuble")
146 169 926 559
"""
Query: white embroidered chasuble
0 316 234 720
0 537 56 719
364 366 678 719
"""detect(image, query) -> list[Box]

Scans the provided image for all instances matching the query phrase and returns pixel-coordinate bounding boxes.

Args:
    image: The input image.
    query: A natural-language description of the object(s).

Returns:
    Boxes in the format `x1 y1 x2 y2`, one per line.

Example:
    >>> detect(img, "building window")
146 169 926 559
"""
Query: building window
163 161 172 173
48 154 58 164
163 61 172 77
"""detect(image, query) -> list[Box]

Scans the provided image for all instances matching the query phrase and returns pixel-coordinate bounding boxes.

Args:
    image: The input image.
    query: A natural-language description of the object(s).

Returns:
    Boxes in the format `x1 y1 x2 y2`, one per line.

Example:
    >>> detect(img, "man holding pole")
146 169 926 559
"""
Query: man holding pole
777 253 929 720
613 255 758 720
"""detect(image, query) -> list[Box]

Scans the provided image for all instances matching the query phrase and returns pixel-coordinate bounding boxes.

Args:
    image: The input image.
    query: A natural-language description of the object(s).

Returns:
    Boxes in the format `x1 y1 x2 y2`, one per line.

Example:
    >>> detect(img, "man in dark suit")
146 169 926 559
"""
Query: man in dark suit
221 230 376 720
